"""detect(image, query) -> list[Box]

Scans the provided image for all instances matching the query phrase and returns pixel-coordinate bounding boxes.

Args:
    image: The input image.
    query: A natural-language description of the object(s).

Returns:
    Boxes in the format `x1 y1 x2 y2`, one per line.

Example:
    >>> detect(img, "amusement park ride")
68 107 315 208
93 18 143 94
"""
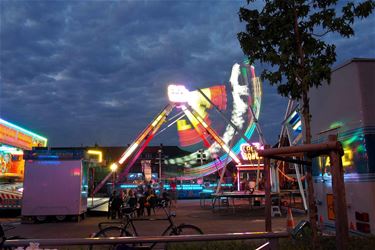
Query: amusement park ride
92 61 264 194
92 60 307 208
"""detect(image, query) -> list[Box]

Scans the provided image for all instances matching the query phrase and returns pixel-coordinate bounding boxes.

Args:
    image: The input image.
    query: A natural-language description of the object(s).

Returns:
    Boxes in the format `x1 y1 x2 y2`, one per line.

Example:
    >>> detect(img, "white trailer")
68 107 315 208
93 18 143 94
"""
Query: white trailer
22 149 88 222
310 58 375 234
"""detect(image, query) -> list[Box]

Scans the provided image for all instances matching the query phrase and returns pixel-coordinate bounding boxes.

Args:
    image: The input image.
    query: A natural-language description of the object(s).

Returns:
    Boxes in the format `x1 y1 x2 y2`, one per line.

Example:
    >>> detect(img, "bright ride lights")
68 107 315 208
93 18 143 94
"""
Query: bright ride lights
95 61 262 191
167 84 190 103
168 61 263 179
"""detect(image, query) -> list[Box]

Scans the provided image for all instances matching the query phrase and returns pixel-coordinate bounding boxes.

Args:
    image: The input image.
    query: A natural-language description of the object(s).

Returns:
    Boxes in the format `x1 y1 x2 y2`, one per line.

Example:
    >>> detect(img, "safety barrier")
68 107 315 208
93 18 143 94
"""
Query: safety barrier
0 198 22 209
3 231 289 249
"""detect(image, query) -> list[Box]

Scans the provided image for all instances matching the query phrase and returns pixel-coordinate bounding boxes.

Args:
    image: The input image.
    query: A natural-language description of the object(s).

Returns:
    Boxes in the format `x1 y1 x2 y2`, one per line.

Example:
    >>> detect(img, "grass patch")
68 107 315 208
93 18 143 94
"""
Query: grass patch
167 240 267 250
167 236 375 250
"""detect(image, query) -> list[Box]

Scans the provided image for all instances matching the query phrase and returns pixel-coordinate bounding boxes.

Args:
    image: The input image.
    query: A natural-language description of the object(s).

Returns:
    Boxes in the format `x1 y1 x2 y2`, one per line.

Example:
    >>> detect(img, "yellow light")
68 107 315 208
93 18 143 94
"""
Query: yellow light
110 163 118 172
87 150 103 163
151 114 163 127
342 148 353 167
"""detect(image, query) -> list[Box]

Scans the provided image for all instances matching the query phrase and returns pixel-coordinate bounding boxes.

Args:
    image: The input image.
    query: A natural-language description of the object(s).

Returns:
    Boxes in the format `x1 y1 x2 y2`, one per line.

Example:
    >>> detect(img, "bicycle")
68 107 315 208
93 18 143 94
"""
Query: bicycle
90 200 203 249
0 223 25 250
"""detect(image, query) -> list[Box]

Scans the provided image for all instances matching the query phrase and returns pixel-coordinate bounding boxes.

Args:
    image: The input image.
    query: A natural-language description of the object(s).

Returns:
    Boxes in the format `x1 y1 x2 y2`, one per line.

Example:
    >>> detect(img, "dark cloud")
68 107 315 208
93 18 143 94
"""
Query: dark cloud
1 1 374 147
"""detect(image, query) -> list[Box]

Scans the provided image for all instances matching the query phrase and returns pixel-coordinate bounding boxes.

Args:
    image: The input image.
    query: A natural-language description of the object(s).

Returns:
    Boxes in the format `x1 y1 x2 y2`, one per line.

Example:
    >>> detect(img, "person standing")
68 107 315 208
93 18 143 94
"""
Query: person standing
169 179 178 208
125 189 137 208
108 190 116 219
144 189 157 216
110 192 123 219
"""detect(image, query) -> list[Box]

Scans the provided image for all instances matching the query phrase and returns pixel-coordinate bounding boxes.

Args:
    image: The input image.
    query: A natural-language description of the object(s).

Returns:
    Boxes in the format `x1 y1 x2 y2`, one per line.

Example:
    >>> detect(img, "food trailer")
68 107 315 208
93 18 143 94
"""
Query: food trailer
310 58 375 234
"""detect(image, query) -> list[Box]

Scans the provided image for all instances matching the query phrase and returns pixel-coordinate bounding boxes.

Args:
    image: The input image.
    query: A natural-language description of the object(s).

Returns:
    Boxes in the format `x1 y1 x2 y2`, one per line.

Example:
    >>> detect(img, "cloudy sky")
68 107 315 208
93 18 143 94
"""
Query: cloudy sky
1 0 374 148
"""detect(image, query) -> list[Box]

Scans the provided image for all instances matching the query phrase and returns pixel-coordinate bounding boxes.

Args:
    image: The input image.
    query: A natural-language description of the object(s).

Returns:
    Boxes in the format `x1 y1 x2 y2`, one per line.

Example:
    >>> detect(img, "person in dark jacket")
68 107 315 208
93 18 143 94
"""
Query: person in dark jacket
110 191 123 219
144 189 157 216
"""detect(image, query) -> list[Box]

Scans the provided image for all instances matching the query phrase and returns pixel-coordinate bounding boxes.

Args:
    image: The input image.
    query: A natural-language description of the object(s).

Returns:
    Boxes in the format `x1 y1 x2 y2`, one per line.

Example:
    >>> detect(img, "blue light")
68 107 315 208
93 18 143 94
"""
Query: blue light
209 183 233 187
39 161 61 165
37 155 59 159
120 184 138 189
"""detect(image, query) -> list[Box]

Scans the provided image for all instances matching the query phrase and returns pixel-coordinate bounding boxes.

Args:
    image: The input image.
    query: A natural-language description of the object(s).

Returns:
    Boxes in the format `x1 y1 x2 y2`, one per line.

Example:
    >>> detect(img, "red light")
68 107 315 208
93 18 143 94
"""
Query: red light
71 168 81 176
355 211 370 222
356 222 371 234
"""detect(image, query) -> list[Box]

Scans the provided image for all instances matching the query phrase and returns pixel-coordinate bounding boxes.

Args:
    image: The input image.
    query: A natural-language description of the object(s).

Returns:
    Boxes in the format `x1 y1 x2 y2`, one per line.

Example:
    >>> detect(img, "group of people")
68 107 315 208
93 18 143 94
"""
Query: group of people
239 178 266 193
108 180 178 219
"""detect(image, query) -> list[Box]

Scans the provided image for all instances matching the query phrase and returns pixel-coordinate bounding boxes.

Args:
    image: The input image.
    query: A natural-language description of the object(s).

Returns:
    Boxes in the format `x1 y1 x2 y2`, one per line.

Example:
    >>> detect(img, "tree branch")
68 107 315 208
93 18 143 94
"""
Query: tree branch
311 28 333 37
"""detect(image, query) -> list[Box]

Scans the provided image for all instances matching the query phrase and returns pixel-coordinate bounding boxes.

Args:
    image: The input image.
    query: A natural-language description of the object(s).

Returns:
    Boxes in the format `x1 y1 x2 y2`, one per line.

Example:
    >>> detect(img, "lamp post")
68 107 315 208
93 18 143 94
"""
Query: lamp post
197 149 206 182
157 149 162 182
110 163 118 192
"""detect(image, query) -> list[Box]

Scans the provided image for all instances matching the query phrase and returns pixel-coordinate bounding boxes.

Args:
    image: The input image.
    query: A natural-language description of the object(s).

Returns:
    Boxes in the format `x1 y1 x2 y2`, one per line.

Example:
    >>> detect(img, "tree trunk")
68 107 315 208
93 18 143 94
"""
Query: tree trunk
302 91 319 248
293 5 319 247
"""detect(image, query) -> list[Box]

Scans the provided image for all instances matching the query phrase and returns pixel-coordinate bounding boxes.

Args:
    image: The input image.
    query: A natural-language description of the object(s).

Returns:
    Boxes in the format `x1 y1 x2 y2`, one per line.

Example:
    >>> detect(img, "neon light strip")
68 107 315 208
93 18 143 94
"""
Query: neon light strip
0 118 48 145
0 145 24 155
87 150 103 163
119 112 167 178
119 184 233 191
118 104 174 165
119 143 139 164
293 120 302 131
180 107 210 146
151 114 164 127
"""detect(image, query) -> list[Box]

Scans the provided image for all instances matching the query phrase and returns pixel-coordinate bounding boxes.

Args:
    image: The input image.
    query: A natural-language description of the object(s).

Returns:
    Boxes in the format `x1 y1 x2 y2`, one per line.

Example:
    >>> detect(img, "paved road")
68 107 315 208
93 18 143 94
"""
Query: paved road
1 199 306 241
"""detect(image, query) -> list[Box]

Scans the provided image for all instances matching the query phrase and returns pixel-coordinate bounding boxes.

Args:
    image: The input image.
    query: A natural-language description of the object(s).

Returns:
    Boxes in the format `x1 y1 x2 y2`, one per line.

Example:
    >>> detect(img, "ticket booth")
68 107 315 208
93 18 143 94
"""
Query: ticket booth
236 142 264 191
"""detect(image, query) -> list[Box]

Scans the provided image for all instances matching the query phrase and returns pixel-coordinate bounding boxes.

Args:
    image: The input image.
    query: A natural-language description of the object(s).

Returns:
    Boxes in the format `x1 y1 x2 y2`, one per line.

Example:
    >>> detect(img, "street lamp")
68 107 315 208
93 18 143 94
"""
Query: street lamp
110 163 118 192
157 149 162 182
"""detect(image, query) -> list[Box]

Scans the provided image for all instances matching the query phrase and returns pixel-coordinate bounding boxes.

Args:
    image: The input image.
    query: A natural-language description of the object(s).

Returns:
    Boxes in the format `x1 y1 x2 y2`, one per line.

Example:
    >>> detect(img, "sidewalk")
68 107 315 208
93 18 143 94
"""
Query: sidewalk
1 199 306 239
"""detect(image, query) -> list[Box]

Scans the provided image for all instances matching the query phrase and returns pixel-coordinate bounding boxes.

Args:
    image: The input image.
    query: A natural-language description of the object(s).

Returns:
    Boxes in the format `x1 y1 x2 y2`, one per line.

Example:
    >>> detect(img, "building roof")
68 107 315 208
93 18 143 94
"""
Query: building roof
332 58 375 73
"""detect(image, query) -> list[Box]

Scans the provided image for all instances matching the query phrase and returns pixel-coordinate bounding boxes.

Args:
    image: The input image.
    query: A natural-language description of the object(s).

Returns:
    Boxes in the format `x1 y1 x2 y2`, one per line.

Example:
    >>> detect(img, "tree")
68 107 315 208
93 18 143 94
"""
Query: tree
238 0 374 246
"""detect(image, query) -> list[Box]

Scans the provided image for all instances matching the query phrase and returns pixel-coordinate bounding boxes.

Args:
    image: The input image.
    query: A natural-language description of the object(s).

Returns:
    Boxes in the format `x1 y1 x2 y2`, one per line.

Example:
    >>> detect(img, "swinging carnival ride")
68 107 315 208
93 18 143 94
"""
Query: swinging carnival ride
93 60 307 209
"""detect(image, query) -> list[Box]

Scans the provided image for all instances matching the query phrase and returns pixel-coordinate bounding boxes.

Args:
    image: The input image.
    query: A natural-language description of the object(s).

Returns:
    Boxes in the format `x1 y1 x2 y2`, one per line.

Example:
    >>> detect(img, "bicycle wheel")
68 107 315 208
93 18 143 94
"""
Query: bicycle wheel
89 226 132 250
166 224 203 250
171 224 203 235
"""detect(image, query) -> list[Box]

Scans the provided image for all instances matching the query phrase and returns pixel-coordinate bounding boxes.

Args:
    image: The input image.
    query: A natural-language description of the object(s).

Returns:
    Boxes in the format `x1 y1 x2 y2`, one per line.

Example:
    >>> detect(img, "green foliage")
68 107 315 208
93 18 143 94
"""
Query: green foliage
238 0 374 99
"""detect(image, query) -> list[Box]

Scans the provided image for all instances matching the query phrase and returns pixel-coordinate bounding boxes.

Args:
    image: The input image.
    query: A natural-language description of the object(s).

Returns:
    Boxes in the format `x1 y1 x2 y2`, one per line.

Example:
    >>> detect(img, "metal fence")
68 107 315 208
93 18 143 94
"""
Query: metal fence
3 231 289 249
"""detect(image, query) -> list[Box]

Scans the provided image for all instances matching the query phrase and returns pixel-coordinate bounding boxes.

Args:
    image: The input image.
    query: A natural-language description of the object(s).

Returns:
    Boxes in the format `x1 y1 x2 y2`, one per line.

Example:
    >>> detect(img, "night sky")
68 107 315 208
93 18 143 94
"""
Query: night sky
1 1 374 148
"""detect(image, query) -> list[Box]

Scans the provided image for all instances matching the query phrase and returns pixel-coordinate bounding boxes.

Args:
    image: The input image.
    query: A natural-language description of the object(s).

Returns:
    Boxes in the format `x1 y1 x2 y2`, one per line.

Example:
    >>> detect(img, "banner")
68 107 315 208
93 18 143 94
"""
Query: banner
141 160 152 181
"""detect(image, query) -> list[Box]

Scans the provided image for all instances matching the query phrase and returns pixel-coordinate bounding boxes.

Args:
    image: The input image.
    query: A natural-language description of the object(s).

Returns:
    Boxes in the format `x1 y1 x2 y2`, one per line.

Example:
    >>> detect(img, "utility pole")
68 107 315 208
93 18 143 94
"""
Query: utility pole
157 148 163 181
110 163 118 192
197 149 206 182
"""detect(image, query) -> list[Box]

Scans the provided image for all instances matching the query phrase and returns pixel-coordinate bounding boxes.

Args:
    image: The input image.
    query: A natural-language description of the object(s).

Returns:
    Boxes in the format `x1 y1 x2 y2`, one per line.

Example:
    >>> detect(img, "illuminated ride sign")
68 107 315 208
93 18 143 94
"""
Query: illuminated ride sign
237 142 264 172
0 118 47 150
240 142 263 161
